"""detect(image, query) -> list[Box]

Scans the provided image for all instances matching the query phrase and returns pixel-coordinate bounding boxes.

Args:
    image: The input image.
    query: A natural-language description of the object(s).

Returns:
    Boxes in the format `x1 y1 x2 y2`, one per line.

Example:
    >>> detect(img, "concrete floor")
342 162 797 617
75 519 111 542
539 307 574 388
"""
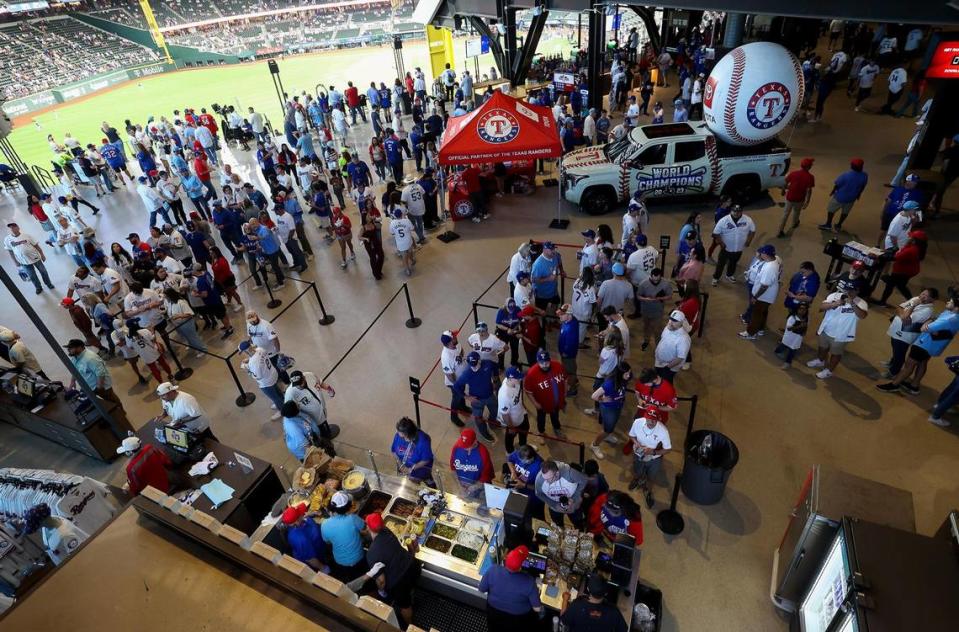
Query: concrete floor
2 65 958 631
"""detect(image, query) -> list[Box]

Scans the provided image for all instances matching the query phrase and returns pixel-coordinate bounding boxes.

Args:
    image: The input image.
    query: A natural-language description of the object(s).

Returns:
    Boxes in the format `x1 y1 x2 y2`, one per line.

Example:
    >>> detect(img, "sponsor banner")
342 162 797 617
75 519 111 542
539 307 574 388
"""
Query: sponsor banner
927 41 959 79
7 63 171 116
3 91 59 117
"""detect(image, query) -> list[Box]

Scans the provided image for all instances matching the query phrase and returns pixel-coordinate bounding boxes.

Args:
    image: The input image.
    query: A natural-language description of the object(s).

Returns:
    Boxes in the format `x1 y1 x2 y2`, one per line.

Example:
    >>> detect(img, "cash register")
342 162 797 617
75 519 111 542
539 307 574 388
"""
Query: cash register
155 424 205 462
1 370 58 408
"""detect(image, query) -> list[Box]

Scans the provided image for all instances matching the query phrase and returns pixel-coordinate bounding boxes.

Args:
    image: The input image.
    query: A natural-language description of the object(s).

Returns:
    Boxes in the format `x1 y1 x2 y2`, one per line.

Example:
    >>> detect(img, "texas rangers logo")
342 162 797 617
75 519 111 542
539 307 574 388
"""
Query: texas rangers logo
746 82 791 129
477 109 520 144
703 76 717 108
453 199 474 219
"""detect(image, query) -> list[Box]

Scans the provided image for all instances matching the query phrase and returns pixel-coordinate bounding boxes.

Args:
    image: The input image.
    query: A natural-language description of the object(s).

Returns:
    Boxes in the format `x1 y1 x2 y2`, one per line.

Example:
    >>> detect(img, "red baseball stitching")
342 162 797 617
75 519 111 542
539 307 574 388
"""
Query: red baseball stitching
789 52 806 123
723 48 752 146
619 164 630 201
705 134 722 194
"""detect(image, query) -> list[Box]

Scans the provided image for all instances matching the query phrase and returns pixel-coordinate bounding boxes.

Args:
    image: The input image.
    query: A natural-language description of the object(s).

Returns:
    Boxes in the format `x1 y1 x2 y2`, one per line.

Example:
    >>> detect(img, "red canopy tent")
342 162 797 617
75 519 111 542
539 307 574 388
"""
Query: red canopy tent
438 90 562 165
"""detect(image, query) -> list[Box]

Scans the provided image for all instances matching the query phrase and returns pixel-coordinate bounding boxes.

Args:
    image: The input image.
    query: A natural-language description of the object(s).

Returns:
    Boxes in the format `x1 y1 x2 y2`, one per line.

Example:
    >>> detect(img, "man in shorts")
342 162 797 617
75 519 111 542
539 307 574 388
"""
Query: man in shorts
635 268 673 351
819 158 868 233
627 405 671 508
807 284 868 379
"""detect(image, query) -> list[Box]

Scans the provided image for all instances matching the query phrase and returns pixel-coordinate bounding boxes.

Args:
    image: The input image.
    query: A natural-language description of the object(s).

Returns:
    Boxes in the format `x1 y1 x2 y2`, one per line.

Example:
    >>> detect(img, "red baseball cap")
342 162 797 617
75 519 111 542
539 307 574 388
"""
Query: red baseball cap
458 428 477 447
851 260 866 270
281 503 307 525
60 297 75 307
643 404 660 421
850 158 864 170
520 305 536 317
800 158 814 169
365 512 384 532
505 545 529 571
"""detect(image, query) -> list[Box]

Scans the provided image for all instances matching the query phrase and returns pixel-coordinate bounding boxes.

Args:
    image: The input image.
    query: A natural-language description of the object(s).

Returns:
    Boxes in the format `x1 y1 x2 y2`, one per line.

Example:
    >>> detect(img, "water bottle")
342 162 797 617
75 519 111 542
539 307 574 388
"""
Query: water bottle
699 433 713 463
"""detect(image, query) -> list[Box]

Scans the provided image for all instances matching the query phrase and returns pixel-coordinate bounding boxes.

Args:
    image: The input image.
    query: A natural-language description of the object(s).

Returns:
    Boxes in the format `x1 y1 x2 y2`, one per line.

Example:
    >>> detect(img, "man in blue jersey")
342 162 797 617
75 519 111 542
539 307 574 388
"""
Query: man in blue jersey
453 351 499 443
383 129 404 183
99 137 131 183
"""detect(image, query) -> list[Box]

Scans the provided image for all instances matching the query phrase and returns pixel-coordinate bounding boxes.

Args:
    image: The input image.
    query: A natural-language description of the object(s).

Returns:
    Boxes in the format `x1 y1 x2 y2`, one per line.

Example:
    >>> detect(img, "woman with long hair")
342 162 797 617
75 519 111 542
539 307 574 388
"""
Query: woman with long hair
125 319 175 384
358 204 385 280
586 328 624 416
208 246 244 312
331 207 356 269
369 136 387 183
570 266 598 346
589 361 632 459
277 143 298 179
163 287 208 357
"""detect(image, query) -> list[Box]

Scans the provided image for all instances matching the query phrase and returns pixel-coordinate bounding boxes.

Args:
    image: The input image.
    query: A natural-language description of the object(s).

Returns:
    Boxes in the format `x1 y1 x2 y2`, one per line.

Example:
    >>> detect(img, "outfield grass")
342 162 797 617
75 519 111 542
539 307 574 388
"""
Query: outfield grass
9 36 572 170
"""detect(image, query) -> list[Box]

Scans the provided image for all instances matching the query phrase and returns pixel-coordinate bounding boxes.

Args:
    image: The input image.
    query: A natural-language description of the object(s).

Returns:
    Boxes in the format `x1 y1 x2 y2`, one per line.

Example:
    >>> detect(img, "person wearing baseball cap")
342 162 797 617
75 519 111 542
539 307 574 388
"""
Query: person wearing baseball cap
654 311 691 383
452 351 500 443
875 233 928 307
64 338 134 432
449 428 493 497
478 544 542 628
530 240 564 313
497 366 529 455
118 434 175 497
469 321 506 367
495 297 523 368
285 369 339 439
154 381 215 439
598 261 633 320
282 502 329 572
778 157 815 237
878 172 924 246
5 221 56 295
806 281 869 380
560 573 628 632
819 158 868 233
439 328 467 427
627 404 671 507
320 491 369 580
363 510 421 623
522 349 568 441
740 244 782 340
512 269 537 313
239 340 284 421
556 304 581 397
833 259 868 295
883 199 921 251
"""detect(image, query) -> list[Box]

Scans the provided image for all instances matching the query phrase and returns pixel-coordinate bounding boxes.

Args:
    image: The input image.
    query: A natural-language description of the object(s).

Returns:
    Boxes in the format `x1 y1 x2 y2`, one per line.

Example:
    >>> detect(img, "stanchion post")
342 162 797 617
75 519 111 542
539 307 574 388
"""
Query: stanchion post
578 442 586 467
409 376 422 429
686 394 698 439
310 281 335 325
160 330 193 381
402 282 422 328
225 355 256 407
261 264 282 309
656 473 685 535
698 293 709 338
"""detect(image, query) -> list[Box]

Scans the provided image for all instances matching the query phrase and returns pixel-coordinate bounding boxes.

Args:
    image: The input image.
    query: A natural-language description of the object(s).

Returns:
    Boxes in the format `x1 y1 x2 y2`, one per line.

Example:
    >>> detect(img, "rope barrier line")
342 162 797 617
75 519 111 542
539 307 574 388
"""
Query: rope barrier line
417 397 587 449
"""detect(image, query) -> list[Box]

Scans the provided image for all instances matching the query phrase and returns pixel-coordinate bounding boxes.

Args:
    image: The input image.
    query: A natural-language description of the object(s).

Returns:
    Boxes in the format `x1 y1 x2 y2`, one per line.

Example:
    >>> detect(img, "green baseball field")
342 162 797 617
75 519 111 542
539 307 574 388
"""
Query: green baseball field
9 36 573 171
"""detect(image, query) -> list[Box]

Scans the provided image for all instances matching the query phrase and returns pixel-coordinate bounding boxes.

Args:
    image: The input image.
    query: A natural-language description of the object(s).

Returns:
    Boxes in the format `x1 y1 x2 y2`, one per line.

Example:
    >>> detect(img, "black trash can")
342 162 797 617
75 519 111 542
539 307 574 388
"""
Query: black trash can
681 430 739 505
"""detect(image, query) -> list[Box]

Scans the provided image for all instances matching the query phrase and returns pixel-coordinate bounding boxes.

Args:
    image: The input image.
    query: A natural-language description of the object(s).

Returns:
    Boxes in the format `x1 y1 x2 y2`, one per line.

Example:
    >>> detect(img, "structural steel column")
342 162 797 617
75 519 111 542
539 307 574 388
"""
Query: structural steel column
586 1 605 111
723 12 746 48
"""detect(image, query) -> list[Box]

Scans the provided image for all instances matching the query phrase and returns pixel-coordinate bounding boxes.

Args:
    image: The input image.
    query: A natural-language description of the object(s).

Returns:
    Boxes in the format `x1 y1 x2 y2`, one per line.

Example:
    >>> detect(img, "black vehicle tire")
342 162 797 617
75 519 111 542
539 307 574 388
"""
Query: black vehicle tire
723 175 762 205
580 186 618 215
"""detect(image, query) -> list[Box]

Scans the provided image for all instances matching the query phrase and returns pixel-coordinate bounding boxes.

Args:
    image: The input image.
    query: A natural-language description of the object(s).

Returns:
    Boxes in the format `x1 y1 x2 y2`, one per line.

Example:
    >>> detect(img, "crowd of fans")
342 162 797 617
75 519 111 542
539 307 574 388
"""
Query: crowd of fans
0 17 158 99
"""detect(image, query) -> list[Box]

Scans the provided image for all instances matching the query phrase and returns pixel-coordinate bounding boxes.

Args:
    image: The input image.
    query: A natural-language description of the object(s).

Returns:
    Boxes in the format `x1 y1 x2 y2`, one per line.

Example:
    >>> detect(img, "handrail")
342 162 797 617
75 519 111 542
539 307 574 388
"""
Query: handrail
30 164 58 192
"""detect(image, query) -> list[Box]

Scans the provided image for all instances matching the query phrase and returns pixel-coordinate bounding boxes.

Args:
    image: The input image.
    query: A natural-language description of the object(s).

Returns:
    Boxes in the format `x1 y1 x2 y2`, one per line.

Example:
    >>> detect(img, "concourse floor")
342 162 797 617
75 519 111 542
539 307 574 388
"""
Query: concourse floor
1 66 958 631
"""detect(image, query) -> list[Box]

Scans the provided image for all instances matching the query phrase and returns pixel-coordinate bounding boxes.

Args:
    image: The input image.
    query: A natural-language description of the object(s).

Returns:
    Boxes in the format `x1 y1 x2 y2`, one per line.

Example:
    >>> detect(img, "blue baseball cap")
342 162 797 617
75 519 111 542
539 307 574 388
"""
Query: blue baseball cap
505 366 523 379
905 173 920 183
536 349 550 362
758 244 776 257
238 340 252 352
392 208 404 219
516 271 530 281
467 351 481 366
902 200 920 210
612 262 625 275
581 229 596 239
542 241 555 250
637 234 648 246
124 317 140 330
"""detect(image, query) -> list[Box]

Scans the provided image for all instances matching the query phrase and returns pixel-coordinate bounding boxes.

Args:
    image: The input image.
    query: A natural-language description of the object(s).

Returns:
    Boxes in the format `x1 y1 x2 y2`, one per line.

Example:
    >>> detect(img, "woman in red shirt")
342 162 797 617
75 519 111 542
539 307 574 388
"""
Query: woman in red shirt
331 207 356 269
26 194 57 245
209 246 243 312
877 231 924 306
192 151 216 199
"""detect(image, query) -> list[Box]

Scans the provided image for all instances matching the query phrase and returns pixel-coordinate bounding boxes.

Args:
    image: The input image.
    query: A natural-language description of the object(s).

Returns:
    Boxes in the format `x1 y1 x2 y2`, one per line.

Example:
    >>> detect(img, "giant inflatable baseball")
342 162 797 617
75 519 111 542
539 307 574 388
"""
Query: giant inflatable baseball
702 42 804 146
